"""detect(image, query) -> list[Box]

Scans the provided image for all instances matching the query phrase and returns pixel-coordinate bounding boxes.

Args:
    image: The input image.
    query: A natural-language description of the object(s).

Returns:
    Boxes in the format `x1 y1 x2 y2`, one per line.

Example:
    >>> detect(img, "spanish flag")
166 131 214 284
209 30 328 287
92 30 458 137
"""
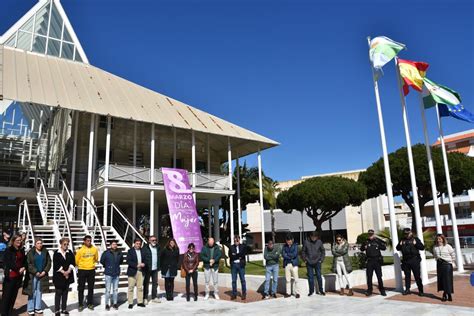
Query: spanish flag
398 58 429 95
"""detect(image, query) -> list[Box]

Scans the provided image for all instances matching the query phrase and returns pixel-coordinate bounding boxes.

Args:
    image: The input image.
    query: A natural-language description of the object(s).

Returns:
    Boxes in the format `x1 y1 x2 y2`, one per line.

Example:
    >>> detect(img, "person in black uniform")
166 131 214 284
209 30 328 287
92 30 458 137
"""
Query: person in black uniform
360 229 386 296
396 227 425 296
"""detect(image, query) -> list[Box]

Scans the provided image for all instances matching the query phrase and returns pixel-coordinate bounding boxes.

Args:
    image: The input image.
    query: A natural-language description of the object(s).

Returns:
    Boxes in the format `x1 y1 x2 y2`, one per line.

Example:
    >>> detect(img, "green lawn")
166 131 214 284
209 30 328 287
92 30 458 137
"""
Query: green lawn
220 256 395 279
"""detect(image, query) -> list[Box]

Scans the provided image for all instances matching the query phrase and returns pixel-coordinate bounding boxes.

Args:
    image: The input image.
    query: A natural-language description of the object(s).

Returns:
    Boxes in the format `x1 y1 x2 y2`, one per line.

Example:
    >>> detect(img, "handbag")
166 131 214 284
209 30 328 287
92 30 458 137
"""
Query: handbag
180 266 186 278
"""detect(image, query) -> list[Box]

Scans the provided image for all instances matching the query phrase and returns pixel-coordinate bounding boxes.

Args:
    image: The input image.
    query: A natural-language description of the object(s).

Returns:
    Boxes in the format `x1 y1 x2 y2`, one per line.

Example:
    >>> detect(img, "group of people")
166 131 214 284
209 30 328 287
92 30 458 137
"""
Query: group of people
0 227 457 315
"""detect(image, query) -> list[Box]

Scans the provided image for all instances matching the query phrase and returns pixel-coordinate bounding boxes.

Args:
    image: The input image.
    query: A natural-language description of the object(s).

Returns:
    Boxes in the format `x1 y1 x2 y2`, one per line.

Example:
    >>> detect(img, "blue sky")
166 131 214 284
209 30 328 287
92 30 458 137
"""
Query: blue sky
1 0 473 182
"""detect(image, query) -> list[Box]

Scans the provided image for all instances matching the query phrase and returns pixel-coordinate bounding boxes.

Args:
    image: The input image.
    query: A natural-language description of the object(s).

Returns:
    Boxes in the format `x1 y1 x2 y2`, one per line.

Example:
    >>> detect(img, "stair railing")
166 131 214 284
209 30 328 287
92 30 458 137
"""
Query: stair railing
59 178 74 220
109 203 147 248
55 195 73 253
83 196 107 251
17 200 36 251
36 178 48 225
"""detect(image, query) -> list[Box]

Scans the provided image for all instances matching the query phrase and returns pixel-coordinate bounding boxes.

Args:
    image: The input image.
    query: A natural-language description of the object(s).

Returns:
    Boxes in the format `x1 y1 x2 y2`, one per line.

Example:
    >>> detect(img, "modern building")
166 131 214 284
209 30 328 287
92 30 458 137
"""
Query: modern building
0 0 277 256
423 129 474 245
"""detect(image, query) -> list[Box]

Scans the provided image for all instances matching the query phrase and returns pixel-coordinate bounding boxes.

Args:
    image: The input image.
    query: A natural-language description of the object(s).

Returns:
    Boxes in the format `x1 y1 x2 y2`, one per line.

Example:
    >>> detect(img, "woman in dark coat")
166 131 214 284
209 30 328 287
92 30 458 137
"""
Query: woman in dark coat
24 238 52 315
0 234 26 316
52 238 76 315
160 239 180 301
332 234 353 296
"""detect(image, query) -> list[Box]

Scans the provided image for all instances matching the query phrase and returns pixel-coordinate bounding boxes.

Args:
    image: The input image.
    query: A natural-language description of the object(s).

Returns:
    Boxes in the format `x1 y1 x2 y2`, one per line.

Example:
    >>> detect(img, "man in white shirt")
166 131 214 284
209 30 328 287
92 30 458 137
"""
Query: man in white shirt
127 238 146 309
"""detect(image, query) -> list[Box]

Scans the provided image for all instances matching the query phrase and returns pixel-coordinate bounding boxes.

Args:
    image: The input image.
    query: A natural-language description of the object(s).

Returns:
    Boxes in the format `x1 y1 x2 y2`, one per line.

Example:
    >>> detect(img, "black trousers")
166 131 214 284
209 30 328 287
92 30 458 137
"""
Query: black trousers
54 288 69 312
143 269 159 300
0 277 21 316
366 259 385 293
402 258 423 292
185 271 198 298
77 269 96 306
164 278 175 300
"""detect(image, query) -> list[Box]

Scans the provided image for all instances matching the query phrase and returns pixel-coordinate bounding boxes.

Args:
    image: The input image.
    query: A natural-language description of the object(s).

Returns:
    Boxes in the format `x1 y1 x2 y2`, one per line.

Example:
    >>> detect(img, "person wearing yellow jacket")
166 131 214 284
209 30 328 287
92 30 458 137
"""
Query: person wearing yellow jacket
75 235 98 311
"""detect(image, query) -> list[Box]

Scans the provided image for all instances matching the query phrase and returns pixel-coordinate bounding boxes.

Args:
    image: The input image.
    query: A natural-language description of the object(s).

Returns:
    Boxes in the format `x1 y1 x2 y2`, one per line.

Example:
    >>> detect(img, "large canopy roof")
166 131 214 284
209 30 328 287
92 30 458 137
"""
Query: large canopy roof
0 45 278 155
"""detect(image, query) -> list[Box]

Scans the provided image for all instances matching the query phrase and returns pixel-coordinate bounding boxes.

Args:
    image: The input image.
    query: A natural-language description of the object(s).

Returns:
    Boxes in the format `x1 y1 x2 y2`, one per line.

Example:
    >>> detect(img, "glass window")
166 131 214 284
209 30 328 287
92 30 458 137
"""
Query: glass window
74 49 83 62
61 42 75 60
47 39 61 57
32 35 47 54
62 26 73 42
4 34 16 47
16 31 33 51
49 3 63 39
19 16 34 32
34 2 50 36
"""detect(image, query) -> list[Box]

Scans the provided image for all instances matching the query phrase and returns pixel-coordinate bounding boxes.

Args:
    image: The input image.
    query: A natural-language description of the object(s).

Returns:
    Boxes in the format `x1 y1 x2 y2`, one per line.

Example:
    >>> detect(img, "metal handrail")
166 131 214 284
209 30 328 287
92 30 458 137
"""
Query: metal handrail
83 196 107 251
37 178 48 224
55 195 74 253
110 203 147 245
60 180 74 220
18 200 36 250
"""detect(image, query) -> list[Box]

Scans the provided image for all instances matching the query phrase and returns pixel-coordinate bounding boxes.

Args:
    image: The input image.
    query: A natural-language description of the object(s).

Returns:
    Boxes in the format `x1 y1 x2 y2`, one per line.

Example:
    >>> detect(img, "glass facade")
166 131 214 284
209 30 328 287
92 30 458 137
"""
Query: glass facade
4 0 85 62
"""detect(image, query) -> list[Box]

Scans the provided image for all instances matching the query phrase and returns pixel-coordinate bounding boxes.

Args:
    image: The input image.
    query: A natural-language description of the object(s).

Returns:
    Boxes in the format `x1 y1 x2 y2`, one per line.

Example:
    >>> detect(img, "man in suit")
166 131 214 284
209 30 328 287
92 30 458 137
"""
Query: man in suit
229 236 247 300
127 238 146 309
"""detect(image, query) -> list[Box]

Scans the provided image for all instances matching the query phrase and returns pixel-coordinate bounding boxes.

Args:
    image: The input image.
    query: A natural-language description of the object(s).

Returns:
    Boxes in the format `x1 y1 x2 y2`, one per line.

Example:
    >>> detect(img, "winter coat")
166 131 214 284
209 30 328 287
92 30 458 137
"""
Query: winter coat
264 246 280 266
23 247 52 296
361 238 386 260
229 244 246 267
142 244 161 272
200 244 222 270
396 237 425 262
52 249 75 290
160 246 180 278
3 246 26 281
100 249 123 277
282 243 299 267
182 251 199 273
302 239 326 265
331 242 352 274
126 248 145 277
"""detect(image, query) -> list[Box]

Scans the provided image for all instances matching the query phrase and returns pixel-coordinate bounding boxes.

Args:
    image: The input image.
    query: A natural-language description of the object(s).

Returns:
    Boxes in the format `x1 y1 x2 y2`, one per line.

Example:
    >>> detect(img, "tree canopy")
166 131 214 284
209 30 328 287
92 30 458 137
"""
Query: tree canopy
277 176 366 232
358 144 474 231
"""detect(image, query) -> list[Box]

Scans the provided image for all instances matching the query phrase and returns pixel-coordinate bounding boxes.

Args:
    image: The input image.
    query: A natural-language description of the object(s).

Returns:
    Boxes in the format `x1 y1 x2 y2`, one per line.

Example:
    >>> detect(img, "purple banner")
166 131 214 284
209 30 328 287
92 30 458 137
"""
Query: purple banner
162 168 203 254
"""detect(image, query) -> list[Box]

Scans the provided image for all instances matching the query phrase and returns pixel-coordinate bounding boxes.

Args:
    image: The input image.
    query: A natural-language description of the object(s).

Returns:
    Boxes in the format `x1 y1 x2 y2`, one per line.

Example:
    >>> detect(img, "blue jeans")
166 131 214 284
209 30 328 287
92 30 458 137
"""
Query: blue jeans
264 264 279 295
105 275 119 305
27 276 43 312
307 262 323 294
231 263 247 296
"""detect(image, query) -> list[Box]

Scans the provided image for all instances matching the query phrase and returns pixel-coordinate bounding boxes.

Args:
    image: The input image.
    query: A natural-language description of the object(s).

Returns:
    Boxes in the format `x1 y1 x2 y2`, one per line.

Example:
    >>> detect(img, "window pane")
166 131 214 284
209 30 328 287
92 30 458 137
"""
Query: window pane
61 42 74 60
32 35 47 54
62 26 73 42
16 31 32 51
34 2 50 36
74 49 83 62
49 3 63 39
20 16 34 32
4 34 16 47
47 39 61 57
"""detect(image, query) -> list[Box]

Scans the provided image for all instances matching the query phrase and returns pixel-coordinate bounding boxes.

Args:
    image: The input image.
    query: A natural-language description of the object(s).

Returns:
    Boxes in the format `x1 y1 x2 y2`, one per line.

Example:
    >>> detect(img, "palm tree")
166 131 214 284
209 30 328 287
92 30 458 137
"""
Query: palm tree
249 174 279 242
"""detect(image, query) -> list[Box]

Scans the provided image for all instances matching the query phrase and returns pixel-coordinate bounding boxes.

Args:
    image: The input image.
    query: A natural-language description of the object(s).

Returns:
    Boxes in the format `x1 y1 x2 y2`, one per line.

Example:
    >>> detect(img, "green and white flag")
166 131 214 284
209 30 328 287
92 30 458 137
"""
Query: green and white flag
369 36 405 80
422 77 461 108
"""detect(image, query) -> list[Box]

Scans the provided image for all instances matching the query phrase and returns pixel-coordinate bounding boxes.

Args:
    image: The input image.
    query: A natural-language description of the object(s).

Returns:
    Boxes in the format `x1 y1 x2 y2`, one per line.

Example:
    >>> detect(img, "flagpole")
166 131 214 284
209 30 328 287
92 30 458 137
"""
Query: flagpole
367 37 402 291
418 95 443 234
394 58 429 283
435 105 465 272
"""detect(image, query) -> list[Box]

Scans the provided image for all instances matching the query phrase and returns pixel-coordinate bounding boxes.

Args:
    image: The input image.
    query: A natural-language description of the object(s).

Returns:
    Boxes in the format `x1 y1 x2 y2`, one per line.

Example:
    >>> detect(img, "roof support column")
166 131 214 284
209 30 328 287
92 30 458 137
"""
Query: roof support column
173 127 177 168
236 156 242 240
228 137 234 241
192 130 196 202
133 121 137 183
28 119 35 162
258 149 265 257
103 116 111 226
86 113 95 226
70 112 78 198
150 123 155 235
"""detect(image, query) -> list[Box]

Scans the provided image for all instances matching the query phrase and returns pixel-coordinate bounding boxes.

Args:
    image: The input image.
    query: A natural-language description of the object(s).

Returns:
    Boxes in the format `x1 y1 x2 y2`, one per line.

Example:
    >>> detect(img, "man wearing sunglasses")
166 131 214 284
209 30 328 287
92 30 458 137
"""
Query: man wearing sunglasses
143 235 161 304
396 228 425 296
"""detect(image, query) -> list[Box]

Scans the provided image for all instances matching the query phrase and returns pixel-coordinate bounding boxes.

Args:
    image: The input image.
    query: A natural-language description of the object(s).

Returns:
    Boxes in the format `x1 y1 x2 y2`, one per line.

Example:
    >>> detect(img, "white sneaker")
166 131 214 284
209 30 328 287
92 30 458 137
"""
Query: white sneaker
144 299 148 305
204 294 209 300
214 294 220 300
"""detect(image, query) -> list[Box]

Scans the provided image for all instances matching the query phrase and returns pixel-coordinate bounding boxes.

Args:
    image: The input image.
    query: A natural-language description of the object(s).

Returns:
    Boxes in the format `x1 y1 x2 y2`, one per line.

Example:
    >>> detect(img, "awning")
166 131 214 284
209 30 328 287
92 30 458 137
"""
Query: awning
0 45 278 156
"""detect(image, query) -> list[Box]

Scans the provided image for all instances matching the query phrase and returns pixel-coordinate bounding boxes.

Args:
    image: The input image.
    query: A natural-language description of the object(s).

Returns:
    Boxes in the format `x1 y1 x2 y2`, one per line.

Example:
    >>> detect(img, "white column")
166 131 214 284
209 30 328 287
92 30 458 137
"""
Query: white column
192 130 196 202
132 194 137 238
419 97 443 234
258 150 265 256
367 37 402 290
86 114 95 225
70 112 79 197
435 105 464 272
208 200 212 238
21 125 27 165
173 127 177 168
213 201 220 242
394 58 428 283
28 119 35 161
228 138 234 241
236 156 242 239
103 116 111 226
133 122 137 184
150 123 155 235
36 110 43 158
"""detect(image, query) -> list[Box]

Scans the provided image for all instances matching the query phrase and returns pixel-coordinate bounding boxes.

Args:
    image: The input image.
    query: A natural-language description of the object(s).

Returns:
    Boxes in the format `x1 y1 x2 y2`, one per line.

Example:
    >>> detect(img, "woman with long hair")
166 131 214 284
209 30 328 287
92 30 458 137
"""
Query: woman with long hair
182 243 199 302
160 239 180 301
433 234 455 301
331 234 353 296
52 237 76 315
24 238 51 315
0 234 26 316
